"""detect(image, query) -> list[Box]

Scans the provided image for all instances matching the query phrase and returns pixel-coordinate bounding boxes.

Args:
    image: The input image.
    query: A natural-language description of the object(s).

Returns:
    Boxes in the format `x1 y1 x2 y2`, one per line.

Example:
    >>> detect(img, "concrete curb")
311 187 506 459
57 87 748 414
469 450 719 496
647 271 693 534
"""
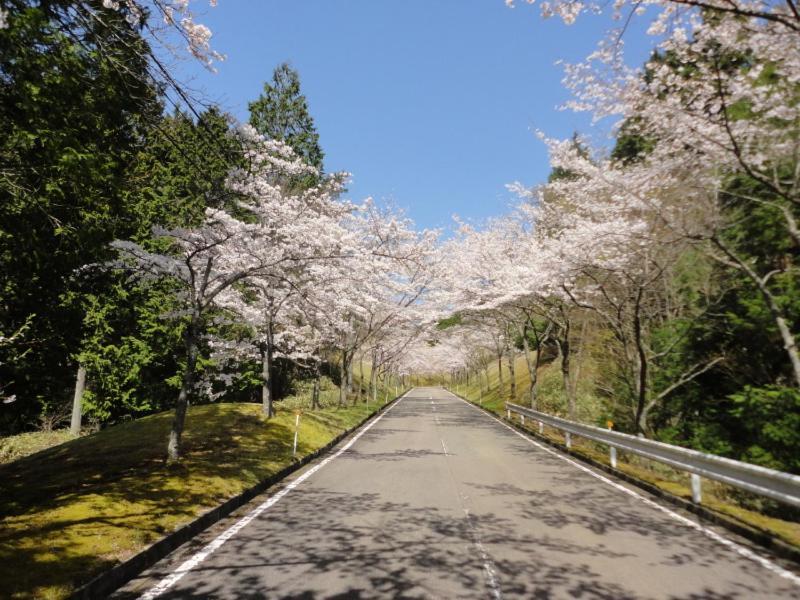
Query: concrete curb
450 389 800 566
71 393 407 600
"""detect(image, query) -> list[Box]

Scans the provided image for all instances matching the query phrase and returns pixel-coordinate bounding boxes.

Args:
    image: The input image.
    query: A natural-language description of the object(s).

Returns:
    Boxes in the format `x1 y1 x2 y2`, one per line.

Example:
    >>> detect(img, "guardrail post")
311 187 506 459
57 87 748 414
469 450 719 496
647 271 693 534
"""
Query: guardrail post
691 473 702 504
503 403 800 507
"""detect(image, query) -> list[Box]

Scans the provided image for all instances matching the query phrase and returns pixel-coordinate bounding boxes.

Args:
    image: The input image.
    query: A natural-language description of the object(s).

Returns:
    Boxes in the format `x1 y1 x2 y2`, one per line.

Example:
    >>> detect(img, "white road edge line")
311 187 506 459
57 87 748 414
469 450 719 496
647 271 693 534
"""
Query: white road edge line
449 391 800 588
137 393 409 600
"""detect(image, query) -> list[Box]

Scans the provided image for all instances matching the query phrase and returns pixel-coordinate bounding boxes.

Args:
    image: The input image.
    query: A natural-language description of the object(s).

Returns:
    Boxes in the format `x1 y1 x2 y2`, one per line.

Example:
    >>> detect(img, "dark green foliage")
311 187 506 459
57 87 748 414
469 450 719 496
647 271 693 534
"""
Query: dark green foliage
74 109 245 424
436 313 463 330
0 2 247 431
129 108 245 237
729 385 800 473
650 174 800 473
248 63 324 171
74 279 185 423
0 1 160 432
610 118 655 165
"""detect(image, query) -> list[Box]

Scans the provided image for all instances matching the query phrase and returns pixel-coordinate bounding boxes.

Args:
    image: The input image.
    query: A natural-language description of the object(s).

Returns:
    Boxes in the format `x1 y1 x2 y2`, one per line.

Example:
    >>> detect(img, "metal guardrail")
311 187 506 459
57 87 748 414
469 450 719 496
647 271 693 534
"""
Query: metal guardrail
506 402 800 507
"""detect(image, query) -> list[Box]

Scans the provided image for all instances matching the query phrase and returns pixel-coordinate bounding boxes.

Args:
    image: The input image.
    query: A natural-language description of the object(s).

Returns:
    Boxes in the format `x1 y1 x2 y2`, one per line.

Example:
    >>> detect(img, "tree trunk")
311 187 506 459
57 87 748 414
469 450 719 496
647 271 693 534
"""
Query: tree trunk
557 320 576 420
520 325 535 404
312 365 321 409
531 345 544 410
346 356 354 394
632 289 649 434
370 353 379 404
339 351 349 406
261 321 275 418
507 344 516 401
261 346 274 418
520 326 541 410
358 358 364 402
168 321 200 462
70 365 86 436
571 318 589 412
497 352 504 398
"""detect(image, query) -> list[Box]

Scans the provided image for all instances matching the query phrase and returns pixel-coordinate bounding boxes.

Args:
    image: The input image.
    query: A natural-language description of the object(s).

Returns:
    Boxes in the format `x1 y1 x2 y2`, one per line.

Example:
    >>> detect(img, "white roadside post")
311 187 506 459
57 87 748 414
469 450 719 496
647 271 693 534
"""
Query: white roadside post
538 421 543 434
521 414 525 426
565 432 572 449
607 420 617 468
292 412 301 458
691 473 702 503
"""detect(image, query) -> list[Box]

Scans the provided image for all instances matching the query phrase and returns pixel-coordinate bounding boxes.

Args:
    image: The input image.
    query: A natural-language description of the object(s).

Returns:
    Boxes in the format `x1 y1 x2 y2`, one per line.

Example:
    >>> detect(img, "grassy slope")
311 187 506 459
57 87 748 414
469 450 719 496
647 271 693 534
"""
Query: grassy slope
448 353 800 549
0 394 388 600
0 429 76 464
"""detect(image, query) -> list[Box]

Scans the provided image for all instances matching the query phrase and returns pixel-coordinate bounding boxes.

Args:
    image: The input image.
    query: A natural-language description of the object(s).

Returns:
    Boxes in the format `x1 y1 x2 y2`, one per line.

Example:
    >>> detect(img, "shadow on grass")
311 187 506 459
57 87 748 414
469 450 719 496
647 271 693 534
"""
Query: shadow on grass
0 402 369 598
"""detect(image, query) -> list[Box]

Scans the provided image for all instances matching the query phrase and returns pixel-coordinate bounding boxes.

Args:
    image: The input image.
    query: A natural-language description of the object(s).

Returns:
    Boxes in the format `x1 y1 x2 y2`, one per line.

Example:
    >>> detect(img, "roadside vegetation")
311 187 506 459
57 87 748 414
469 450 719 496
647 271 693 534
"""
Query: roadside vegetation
0 377 398 600
0 429 76 464
436 354 800 549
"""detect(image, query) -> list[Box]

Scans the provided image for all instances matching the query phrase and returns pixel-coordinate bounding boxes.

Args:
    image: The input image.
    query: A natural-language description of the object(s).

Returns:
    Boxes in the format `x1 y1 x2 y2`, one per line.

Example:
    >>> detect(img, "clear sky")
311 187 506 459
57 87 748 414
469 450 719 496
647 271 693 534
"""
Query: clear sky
178 1 656 230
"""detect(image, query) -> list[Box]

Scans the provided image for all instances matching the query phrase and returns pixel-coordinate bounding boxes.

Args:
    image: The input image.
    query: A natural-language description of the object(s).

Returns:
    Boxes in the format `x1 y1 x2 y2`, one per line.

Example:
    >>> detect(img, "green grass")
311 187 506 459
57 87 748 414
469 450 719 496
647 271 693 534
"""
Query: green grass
0 394 391 600
0 429 77 464
447 353 800 550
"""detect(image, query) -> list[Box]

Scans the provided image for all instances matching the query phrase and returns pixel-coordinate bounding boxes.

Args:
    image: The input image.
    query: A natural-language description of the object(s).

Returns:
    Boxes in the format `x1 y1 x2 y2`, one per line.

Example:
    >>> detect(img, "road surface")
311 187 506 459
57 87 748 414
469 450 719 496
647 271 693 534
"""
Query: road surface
117 387 800 599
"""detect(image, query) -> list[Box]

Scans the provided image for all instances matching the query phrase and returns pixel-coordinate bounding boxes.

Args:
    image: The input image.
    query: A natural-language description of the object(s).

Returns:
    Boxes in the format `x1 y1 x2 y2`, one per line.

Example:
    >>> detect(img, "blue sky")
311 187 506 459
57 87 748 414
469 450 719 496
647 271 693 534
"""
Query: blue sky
179 1 656 230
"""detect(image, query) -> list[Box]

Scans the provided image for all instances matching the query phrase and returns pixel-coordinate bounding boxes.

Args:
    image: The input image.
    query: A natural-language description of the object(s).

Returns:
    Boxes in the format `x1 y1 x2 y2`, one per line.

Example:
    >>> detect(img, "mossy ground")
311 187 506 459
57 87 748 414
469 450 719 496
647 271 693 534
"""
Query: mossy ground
441 353 800 550
0 429 77 464
0 389 391 600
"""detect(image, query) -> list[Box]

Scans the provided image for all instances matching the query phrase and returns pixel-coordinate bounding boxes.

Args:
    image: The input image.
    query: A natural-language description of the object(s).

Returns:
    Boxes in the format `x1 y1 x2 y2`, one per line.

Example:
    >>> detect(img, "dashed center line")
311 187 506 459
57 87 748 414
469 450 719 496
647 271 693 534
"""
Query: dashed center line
463 505 503 600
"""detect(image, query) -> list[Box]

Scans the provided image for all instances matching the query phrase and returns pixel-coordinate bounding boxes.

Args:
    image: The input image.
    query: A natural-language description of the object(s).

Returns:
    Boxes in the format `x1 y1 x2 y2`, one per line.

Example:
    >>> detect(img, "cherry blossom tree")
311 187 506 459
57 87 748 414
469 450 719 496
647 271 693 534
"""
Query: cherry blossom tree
314 202 438 406
509 0 800 387
111 129 354 460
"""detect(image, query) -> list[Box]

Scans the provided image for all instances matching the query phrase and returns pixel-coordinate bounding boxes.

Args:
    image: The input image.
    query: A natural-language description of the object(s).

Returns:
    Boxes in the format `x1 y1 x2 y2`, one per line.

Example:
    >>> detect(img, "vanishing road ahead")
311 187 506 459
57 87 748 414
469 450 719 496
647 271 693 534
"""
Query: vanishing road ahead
119 388 800 599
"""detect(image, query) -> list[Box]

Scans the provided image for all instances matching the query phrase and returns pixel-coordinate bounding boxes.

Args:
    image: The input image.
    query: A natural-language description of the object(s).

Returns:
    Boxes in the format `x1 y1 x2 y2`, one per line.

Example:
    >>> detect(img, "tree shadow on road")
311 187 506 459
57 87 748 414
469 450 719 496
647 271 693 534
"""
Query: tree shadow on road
110 396 796 600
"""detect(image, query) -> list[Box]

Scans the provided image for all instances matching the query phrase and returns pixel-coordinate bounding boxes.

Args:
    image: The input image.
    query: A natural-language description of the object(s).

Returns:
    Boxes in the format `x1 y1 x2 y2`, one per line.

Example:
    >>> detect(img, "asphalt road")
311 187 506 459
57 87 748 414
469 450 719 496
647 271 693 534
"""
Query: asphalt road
117 388 800 599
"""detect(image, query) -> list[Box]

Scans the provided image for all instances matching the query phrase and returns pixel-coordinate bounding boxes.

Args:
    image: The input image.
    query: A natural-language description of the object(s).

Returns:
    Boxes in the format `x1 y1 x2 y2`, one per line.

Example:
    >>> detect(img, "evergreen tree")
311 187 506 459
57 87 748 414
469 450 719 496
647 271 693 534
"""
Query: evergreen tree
248 63 324 171
0 1 160 432
74 108 244 425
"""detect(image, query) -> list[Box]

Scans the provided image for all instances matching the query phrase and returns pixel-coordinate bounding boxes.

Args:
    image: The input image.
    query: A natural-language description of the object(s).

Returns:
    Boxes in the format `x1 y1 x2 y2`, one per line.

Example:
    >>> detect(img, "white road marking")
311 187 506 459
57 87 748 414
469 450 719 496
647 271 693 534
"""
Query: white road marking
464 506 503 600
438 419 503 600
137 394 409 600
449 392 800 587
